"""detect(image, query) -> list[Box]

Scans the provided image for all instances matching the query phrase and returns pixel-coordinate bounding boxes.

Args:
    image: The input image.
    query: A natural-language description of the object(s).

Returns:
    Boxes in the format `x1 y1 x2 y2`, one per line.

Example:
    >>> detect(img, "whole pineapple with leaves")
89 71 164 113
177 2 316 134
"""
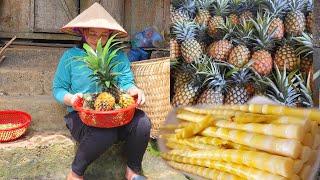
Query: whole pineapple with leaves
225 67 254 104
197 57 227 105
293 32 313 74
261 65 300 107
228 18 253 67
172 58 207 107
207 0 230 37
250 12 275 76
285 0 306 35
293 73 313 107
171 0 197 24
79 34 134 111
195 0 214 25
261 0 288 40
239 0 256 21
172 20 203 63
274 41 300 72
208 19 235 61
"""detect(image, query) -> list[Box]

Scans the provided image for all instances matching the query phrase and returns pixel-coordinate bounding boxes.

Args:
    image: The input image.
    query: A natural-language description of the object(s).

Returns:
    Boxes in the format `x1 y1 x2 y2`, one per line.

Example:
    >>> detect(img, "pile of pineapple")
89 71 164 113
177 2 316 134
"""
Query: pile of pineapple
83 92 135 111
161 104 320 179
170 0 314 107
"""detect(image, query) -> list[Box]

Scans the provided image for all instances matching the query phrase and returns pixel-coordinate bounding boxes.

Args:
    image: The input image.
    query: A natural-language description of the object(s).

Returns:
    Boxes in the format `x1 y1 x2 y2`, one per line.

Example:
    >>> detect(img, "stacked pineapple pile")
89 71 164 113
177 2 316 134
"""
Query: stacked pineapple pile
79 34 135 111
170 0 314 107
161 104 320 179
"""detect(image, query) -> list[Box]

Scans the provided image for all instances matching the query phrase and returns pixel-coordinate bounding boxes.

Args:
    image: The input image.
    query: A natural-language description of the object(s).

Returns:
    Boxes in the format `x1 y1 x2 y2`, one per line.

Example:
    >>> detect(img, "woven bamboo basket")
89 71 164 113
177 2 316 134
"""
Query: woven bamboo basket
131 57 171 138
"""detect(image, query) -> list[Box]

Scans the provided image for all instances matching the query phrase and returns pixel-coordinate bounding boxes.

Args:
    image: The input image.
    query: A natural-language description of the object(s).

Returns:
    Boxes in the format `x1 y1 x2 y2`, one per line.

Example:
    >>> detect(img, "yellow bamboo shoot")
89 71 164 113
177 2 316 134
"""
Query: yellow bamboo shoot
213 120 305 141
294 160 304 174
291 174 301 180
166 142 195 150
269 117 311 132
311 121 319 136
161 153 286 180
166 137 218 150
176 109 207 123
201 127 302 158
167 149 294 177
299 165 311 180
176 115 214 139
302 133 313 147
167 161 241 180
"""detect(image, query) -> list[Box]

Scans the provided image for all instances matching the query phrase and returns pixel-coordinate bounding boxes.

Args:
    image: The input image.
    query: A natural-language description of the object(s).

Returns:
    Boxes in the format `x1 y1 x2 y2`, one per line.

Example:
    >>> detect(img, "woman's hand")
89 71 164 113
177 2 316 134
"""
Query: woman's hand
127 86 145 105
64 93 83 107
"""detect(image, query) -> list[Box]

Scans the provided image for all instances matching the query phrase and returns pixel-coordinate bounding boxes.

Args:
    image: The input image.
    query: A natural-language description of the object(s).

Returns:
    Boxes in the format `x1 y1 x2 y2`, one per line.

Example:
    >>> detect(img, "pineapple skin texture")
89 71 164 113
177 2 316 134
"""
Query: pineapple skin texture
285 11 306 35
274 45 300 72
251 50 273 76
197 89 224 105
208 16 224 36
225 86 249 105
269 18 285 40
119 94 135 108
94 92 115 111
228 45 250 68
195 9 211 25
170 39 181 59
181 39 203 63
208 40 233 61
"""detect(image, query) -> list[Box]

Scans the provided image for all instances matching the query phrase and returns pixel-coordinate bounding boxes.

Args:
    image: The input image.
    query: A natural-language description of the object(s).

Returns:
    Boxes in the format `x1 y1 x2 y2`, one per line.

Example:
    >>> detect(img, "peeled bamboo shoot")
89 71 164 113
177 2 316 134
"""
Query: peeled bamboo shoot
167 161 241 180
176 109 207 123
312 134 320 149
167 149 294 177
161 153 286 180
299 146 311 163
166 142 194 150
167 137 218 150
176 115 213 139
311 121 319 136
306 150 317 166
299 165 311 180
213 120 304 141
270 117 311 132
201 127 302 158
294 160 304 174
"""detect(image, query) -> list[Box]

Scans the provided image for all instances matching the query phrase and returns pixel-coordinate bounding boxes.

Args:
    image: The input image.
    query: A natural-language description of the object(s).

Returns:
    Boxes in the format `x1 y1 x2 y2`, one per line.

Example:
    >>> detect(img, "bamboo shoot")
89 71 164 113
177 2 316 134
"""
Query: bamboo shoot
176 115 214 139
294 160 303 174
299 165 311 180
302 133 313 147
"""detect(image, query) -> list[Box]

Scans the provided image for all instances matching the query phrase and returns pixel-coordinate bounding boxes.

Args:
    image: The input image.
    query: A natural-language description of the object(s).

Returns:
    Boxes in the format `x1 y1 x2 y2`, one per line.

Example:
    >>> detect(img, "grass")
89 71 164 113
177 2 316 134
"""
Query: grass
146 139 160 157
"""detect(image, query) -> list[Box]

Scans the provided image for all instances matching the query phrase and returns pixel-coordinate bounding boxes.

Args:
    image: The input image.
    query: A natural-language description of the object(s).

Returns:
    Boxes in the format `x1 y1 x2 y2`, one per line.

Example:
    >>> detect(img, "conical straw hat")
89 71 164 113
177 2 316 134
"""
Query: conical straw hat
61 2 128 38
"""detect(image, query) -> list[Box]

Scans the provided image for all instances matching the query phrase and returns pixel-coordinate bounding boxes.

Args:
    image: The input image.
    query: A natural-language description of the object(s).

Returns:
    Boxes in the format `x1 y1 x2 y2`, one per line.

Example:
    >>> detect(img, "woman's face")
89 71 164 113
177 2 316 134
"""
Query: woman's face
82 28 111 48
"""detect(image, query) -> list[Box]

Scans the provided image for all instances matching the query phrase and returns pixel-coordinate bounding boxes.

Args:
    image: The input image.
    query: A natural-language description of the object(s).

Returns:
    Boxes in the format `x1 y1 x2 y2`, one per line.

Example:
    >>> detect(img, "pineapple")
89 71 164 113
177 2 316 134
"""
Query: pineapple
171 0 197 24
261 0 288 40
225 67 254 104
170 38 181 59
274 43 300 72
195 0 214 25
197 57 227 105
207 0 230 37
285 0 306 35
239 0 256 21
261 65 300 107
293 32 313 74
94 92 116 111
172 20 203 63
79 34 126 110
119 94 135 108
250 12 275 76
228 0 242 25
227 19 253 68
196 23 211 52
208 19 235 61
172 57 208 107
173 62 194 92
83 93 98 110
305 0 313 33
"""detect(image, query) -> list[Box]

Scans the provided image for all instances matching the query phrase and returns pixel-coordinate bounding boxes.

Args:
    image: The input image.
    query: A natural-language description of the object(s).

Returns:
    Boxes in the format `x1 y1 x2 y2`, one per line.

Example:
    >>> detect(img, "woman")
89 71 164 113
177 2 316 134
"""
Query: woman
52 3 150 180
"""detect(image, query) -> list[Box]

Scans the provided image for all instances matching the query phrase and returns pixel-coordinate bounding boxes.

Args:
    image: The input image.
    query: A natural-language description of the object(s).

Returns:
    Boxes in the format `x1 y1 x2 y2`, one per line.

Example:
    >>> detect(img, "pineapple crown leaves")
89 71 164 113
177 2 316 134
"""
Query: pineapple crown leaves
250 12 276 51
174 0 197 18
233 18 254 45
287 0 306 12
228 0 243 14
76 34 125 90
292 72 313 107
196 56 228 91
293 32 313 57
196 0 214 10
238 0 258 12
305 0 313 12
211 0 231 16
227 67 255 87
196 22 211 43
260 0 289 18
260 64 300 106
172 20 199 43
218 18 237 41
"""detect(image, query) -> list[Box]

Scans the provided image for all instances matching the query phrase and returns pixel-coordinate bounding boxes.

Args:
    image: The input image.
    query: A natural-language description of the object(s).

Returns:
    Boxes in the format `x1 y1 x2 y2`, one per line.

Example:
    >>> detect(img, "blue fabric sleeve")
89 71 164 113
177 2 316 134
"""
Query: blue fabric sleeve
114 51 136 91
52 50 72 104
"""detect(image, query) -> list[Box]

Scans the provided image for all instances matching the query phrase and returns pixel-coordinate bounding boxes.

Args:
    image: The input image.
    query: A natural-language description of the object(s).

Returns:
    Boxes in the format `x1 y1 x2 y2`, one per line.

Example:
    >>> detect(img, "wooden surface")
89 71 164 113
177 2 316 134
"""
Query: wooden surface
0 0 170 40
314 0 320 107
34 0 78 33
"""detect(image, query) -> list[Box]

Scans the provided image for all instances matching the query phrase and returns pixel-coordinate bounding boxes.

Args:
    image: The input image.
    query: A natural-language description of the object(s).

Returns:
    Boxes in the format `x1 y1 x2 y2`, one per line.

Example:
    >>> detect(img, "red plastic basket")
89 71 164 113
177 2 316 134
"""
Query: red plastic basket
0 110 32 142
73 97 138 128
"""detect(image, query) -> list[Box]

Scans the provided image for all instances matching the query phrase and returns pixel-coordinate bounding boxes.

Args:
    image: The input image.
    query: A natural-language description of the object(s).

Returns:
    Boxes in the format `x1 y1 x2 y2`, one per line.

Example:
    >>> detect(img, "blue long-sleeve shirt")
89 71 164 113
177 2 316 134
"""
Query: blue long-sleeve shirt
52 47 135 112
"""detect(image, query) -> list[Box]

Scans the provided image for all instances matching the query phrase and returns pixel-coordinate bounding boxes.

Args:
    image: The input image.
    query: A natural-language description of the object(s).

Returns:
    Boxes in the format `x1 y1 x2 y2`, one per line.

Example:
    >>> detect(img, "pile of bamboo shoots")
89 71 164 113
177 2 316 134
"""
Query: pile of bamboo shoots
160 104 320 180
